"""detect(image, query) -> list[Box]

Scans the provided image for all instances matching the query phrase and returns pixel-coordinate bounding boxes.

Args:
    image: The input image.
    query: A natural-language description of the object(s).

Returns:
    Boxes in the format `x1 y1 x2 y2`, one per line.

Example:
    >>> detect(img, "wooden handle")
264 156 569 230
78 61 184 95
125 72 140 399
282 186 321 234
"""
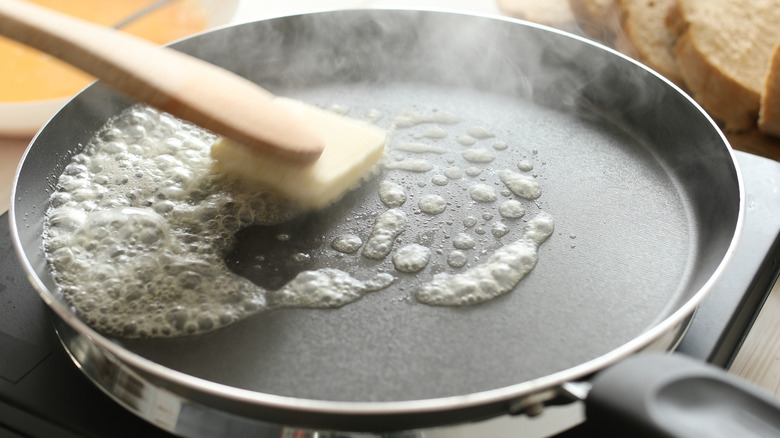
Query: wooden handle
0 0 324 163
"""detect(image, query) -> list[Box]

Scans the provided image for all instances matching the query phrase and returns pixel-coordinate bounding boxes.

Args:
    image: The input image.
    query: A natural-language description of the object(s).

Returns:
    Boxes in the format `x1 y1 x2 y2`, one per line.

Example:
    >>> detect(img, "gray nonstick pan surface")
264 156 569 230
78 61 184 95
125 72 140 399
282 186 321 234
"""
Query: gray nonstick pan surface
10 9 742 433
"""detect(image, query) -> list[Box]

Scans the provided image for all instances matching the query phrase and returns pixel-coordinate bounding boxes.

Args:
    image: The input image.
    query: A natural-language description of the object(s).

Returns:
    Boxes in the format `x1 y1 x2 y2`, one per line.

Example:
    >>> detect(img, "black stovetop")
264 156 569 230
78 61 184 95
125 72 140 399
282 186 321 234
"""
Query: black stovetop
1 150 779 438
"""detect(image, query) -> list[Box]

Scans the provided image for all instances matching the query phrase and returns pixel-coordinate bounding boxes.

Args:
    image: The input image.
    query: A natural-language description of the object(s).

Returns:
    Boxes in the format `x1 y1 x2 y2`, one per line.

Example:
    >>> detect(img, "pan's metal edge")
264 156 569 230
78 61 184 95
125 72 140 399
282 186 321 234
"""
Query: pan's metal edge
7 8 748 434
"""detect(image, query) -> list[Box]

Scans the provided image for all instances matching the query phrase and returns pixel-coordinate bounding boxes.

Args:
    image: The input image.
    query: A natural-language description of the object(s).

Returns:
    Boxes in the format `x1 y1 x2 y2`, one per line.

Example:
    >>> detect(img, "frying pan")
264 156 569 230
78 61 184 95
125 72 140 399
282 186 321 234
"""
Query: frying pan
8 8 761 436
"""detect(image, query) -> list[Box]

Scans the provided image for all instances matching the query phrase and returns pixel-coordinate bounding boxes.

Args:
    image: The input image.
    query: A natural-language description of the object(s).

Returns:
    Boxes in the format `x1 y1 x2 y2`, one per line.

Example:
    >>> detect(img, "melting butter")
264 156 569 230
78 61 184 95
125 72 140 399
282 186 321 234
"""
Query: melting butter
393 110 460 127
500 170 542 200
418 194 447 215
44 100 553 339
470 184 498 203
415 212 554 306
362 208 407 260
392 244 432 273
378 180 407 208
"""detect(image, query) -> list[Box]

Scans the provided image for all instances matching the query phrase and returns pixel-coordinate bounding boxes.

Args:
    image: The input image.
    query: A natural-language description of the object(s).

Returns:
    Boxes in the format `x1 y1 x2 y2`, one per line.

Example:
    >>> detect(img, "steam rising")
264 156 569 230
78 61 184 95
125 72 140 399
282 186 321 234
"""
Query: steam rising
173 9 666 125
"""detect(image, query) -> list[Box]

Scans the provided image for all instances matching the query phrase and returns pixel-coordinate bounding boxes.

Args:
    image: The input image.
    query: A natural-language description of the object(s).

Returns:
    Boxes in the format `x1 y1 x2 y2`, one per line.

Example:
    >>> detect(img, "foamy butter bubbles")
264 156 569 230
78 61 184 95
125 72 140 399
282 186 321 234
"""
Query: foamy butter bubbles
44 105 384 339
393 109 460 127
381 106 552 307
470 184 497 202
392 244 432 273
416 212 554 306
499 200 526 219
331 234 363 253
44 106 283 338
500 170 542 200
378 180 407 208
267 269 369 308
45 100 553 339
418 194 447 215
362 208 407 260
462 148 495 163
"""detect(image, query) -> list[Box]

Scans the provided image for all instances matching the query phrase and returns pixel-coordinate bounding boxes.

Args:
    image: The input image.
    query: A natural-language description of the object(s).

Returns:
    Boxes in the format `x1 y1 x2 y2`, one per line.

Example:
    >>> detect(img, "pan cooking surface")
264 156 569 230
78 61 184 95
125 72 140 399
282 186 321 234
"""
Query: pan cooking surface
112 82 695 402
14 11 739 411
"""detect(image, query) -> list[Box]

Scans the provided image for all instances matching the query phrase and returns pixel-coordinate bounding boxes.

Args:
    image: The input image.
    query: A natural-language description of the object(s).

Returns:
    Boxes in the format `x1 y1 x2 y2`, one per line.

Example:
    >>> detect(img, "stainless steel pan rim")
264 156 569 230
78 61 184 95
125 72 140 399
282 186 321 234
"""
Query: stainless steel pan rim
9 7 746 432
10 118 745 432
17 233 739 430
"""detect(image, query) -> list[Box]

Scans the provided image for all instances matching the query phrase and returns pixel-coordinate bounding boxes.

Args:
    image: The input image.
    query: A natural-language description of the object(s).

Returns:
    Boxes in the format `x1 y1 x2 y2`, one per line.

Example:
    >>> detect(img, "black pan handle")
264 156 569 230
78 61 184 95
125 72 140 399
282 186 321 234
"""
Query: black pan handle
585 353 780 437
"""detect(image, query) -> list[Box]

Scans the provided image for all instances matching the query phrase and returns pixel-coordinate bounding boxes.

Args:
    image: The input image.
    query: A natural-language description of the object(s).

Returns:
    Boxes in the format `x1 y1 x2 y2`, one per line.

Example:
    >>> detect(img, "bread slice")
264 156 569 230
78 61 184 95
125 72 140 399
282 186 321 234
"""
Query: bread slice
614 0 685 88
497 0 578 32
759 40 780 138
670 0 780 131
664 0 686 38
568 0 620 43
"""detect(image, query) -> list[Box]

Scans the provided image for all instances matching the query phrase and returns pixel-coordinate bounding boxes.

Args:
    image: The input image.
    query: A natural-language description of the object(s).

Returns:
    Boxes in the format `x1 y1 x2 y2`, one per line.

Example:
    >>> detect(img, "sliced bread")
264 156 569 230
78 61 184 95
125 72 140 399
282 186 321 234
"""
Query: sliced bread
670 0 780 131
614 0 685 87
497 0 578 32
759 40 780 137
568 0 620 43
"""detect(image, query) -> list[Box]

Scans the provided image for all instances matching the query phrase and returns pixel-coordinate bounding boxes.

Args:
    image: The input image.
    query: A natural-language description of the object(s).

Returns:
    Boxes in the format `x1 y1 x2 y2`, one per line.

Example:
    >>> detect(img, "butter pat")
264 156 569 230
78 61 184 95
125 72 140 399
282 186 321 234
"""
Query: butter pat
211 98 386 209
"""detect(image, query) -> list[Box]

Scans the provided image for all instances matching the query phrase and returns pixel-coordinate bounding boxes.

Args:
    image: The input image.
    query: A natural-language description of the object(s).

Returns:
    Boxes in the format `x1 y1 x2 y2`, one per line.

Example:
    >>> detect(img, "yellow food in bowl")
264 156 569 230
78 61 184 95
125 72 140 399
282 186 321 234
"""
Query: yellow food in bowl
0 0 209 103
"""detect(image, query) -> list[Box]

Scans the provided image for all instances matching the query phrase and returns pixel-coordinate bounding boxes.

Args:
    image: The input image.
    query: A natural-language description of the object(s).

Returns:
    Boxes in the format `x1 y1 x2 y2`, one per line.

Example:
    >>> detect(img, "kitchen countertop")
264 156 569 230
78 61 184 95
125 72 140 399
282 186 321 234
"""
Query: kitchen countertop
1 0 779 425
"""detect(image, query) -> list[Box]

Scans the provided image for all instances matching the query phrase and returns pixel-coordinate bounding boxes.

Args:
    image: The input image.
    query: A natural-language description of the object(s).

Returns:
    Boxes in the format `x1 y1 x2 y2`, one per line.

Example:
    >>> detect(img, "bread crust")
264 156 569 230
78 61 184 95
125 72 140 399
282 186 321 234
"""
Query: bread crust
674 31 762 131
568 0 780 152
672 0 780 131
664 0 685 38
616 0 684 87
759 41 780 137
497 0 577 31
568 0 620 43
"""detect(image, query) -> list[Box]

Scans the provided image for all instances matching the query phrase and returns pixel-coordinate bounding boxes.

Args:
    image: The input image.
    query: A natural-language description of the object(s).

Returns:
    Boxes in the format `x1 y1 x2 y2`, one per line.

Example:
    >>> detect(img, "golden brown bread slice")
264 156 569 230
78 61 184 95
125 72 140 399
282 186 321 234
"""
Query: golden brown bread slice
670 0 780 131
568 0 620 43
664 0 685 37
759 40 780 138
614 0 685 87
565 0 780 154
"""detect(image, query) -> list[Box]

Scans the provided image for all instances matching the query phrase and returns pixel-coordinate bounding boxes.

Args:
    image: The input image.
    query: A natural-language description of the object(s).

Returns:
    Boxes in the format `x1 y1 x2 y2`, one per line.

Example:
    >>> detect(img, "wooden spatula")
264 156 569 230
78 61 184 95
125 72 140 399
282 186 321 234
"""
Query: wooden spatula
0 0 328 163
0 0 387 208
